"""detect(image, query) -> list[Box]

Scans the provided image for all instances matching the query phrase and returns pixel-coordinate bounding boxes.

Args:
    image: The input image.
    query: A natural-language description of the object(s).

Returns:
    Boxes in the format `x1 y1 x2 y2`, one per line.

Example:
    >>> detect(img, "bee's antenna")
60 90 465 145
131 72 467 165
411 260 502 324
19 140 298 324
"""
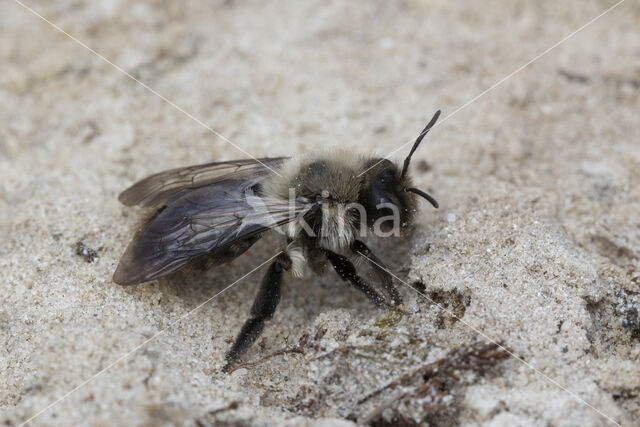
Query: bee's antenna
401 110 441 178
405 187 439 209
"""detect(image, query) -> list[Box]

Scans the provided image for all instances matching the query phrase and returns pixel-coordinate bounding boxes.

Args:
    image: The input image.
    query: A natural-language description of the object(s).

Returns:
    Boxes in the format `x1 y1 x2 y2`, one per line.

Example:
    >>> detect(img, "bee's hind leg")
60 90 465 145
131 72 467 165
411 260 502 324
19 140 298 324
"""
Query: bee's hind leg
322 249 389 309
352 240 402 307
223 252 291 371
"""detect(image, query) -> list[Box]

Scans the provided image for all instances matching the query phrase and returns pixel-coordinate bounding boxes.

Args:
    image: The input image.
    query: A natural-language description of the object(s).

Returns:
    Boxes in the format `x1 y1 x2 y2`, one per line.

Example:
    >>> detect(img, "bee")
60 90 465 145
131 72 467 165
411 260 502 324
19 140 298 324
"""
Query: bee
113 110 441 369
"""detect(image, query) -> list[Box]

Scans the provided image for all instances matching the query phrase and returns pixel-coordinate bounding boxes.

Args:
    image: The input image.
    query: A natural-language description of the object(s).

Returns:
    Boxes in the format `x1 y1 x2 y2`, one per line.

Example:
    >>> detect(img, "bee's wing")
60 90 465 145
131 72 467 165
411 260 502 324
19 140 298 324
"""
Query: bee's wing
113 179 314 285
118 157 288 207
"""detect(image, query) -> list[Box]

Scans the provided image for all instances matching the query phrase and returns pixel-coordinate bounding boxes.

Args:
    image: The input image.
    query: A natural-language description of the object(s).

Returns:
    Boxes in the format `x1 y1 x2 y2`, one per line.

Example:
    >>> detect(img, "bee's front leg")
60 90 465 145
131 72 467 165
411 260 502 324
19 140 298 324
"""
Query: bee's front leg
352 240 402 307
322 249 389 309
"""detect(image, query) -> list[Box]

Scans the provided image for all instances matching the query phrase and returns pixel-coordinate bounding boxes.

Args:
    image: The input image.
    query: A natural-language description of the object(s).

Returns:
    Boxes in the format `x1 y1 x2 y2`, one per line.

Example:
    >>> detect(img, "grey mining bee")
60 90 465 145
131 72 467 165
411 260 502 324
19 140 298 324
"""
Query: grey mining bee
113 110 441 369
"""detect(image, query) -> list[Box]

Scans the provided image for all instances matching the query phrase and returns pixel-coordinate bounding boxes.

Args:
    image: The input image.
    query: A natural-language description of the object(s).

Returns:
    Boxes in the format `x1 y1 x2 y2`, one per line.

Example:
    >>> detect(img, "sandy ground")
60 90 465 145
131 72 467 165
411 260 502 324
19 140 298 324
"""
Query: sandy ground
1 0 639 425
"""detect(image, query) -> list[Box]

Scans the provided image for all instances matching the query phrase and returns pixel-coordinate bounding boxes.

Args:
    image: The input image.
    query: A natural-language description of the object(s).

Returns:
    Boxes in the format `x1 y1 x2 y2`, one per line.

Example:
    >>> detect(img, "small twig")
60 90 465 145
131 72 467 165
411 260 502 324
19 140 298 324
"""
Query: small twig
422 403 448 412
313 344 378 361
314 327 327 341
195 401 240 427
207 401 239 416
359 389 408 425
558 68 590 83
357 359 441 405
225 329 328 374
226 346 305 374
359 375 443 424
408 377 440 398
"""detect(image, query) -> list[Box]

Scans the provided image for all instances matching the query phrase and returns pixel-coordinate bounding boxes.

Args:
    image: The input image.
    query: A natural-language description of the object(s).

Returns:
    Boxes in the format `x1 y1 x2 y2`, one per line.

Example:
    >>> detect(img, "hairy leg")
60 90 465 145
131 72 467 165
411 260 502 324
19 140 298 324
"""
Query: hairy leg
224 252 291 369
352 240 402 306
322 249 388 308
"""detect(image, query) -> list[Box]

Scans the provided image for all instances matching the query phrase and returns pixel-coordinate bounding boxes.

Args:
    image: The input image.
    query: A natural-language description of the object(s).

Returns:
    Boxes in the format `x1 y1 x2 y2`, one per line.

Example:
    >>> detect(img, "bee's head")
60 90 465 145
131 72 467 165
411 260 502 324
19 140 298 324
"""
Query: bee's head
359 110 440 232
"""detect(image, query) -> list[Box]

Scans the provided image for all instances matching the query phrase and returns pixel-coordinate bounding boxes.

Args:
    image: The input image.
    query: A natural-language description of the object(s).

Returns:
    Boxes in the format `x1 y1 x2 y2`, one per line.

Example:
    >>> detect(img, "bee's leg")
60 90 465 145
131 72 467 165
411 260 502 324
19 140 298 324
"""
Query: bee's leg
322 249 388 309
223 252 291 370
352 240 402 306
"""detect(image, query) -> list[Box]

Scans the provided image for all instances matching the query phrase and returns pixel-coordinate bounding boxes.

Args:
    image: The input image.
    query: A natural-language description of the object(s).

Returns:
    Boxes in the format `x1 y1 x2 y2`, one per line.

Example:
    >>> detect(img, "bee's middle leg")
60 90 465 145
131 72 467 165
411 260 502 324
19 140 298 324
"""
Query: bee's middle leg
223 252 291 370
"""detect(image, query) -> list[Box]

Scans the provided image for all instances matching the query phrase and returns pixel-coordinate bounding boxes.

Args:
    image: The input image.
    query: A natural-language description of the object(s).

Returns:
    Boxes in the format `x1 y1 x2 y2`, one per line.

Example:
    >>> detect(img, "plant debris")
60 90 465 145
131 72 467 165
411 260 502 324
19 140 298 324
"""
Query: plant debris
194 401 240 426
374 308 404 329
224 327 327 374
357 341 511 425
75 241 99 263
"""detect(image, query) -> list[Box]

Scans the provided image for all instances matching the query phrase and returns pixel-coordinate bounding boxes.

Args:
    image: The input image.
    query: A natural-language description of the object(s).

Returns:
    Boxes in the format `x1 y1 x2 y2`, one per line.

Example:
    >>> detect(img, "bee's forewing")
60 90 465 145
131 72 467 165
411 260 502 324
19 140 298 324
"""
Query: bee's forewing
113 178 313 285
118 157 288 208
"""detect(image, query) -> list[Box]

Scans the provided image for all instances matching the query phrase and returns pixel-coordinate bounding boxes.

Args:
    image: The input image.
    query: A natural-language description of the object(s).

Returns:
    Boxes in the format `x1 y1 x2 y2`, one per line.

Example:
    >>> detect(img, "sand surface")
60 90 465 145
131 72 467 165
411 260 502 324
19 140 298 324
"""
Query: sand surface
1 0 639 425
